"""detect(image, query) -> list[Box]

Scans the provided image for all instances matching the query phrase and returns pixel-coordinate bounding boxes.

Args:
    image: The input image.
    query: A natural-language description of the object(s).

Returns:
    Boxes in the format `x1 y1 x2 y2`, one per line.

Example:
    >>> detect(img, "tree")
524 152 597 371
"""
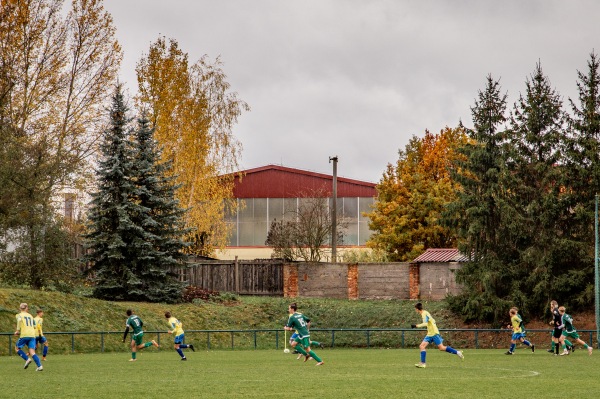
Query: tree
135 37 248 256
443 75 513 322
0 0 121 287
265 192 344 262
367 127 467 261
86 87 189 303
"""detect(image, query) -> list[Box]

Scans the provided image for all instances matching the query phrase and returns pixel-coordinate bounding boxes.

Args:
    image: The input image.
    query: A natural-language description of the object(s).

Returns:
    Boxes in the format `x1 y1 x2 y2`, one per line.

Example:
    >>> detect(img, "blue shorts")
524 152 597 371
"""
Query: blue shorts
16 337 36 350
36 336 47 345
174 334 185 345
423 334 444 346
512 332 526 341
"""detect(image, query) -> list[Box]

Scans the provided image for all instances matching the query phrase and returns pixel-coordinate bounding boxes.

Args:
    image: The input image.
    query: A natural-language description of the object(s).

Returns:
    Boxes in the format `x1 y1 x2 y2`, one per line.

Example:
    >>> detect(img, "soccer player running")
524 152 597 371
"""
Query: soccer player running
284 303 324 366
14 303 43 371
165 311 195 360
34 309 49 361
505 307 534 355
411 302 463 368
558 306 593 356
123 309 159 361
549 300 574 355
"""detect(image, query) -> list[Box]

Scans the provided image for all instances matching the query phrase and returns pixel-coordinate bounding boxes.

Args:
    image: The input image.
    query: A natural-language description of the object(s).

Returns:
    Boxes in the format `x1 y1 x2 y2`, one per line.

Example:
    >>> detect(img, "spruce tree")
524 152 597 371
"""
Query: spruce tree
129 115 189 302
85 86 139 300
443 75 514 322
505 62 568 312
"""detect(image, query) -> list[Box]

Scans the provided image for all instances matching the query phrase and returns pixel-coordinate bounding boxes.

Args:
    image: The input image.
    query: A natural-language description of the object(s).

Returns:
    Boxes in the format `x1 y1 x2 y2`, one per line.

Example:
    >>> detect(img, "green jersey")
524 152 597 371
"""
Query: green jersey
126 315 144 336
561 313 576 333
287 312 310 338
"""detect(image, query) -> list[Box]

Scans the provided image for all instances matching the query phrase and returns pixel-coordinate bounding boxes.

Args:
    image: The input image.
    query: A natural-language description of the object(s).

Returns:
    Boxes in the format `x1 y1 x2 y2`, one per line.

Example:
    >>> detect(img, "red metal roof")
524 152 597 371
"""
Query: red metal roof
412 248 468 263
231 164 377 198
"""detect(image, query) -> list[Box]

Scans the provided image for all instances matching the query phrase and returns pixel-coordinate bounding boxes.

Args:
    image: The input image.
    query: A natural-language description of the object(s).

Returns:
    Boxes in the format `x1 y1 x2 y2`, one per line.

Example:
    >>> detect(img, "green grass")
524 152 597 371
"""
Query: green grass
1 348 598 398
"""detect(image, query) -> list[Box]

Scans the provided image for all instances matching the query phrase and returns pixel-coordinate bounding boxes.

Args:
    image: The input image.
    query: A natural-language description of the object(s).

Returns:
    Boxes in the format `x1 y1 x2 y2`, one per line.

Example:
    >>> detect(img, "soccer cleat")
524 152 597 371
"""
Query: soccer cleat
315 361 324 366
35 366 43 371
588 347 593 356
319 343 325 349
24 359 32 369
504 351 513 355
42 357 46 361
189 344 195 352
128 358 137 362
151 340 159 348
547 349 554 353
296 354 303 360
560 350 569 356
304 355 312 362
181 357 187 361
531 344 535 353
415 363 426 368
457 351 464 360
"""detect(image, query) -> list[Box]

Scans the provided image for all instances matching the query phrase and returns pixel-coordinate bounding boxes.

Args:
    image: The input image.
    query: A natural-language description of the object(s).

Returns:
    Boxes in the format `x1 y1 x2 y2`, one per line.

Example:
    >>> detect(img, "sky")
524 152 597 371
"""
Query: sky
103 0 600 183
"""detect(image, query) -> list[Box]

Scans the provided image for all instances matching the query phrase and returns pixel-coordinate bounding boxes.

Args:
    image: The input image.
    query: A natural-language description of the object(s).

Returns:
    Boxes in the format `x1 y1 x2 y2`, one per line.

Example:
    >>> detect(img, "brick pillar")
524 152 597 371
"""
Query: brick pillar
409 262 420 300
347 264 359 300
283 263 298 298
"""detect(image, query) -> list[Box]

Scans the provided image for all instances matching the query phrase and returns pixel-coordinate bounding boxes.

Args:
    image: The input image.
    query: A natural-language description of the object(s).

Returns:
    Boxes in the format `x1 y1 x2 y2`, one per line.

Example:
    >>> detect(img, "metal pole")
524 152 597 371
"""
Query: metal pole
594 194 600 348
329 156 338 263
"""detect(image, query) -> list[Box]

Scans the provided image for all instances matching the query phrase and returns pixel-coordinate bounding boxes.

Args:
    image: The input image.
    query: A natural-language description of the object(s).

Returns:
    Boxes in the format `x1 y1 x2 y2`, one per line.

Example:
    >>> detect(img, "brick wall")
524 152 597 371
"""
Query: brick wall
283 262 461 300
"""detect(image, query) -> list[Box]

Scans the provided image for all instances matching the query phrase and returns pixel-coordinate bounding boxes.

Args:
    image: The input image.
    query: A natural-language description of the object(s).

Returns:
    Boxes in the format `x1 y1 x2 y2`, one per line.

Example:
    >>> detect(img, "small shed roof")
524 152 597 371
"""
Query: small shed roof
412 248 468 263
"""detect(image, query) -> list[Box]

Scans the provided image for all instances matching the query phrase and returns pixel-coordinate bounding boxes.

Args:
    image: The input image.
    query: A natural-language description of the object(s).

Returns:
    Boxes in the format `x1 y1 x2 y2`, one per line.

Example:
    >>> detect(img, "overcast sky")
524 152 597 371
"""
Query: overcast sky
103 0 600 183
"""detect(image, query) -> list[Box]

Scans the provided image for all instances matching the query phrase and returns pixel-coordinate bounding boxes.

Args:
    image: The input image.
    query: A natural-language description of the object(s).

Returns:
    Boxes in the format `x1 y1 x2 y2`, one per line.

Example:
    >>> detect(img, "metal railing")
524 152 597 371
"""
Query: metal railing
1 328 597 355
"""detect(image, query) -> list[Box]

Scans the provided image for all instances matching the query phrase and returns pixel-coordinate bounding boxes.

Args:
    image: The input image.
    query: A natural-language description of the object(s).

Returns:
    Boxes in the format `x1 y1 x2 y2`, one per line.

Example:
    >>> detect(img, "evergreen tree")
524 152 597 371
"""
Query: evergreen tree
86 87 189 303
85 86 139 300
504 62 569 312
129 115 189 302
443 75 515 322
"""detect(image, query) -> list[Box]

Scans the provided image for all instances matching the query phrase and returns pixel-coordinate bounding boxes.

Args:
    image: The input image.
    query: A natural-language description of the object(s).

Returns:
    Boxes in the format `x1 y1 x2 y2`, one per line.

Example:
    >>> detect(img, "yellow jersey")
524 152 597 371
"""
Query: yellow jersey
167 316 184 336
34 315 44 336
16 311 37 338
417 310 440 336
511 314 524 333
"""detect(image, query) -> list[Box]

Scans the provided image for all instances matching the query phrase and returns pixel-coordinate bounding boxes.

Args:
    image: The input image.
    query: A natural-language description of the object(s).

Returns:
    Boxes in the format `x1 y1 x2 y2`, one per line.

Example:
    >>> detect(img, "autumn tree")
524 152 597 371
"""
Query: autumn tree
0 0 121 288
135 37 248 256
367 127 467 261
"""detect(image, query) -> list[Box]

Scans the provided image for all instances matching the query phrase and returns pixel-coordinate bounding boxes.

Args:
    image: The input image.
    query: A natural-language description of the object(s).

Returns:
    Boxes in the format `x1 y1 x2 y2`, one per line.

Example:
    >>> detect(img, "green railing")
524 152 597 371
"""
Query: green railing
1 328 597 355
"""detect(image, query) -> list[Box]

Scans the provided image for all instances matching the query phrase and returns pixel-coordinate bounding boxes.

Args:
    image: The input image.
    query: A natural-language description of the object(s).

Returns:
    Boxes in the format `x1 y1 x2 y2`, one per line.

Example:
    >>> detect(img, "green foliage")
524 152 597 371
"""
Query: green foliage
339 249 390 263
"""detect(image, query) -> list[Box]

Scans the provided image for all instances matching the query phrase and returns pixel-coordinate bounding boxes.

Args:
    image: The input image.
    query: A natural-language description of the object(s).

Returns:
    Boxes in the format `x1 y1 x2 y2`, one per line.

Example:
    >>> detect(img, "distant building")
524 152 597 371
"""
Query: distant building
216 164 377 260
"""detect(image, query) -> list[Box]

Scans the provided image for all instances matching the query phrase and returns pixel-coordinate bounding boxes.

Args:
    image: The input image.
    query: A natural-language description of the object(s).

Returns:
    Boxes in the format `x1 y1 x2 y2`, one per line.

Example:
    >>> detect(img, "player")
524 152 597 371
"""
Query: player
558 306 592 356
505 307 534 355
284 303 324 366
165 311 195 360
549 301 574 355
14 303 43 371
290 321 324 360
123 309 159 361
34 309 49 361
411 302 463 368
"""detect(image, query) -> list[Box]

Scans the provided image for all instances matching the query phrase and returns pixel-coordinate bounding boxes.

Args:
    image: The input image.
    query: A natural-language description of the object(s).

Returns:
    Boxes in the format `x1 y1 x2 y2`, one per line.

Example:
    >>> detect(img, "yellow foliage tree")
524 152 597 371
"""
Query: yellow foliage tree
135 37 248 255
366 126 468 261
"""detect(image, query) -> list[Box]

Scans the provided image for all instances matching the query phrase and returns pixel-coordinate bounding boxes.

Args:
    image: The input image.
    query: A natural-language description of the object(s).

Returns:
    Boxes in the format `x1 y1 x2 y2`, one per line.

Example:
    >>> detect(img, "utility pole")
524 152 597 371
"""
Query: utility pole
329 156 338 263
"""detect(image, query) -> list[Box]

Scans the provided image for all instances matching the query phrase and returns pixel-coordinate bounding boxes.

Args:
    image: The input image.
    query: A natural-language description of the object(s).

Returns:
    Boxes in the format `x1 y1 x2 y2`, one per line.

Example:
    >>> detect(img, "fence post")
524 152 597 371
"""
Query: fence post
71 333 75 353
101 332 104 353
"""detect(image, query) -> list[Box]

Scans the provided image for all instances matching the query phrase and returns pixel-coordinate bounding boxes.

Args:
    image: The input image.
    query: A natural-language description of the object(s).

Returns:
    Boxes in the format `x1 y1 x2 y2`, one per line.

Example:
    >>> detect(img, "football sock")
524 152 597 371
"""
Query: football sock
132 352 137 359
180 344 189 349
523 340 531 347
295 346 308 356
32 354 41 367
555 345 559 355
445 346 458 355
308 350 322 362
583 343 589 349
509 344 516 352
17 350 28 361
144 342 153 348
564 339 573 347
43 346 48 357
550 341 555 350
420 350 426 363
177 348 184 358
311 341 321 346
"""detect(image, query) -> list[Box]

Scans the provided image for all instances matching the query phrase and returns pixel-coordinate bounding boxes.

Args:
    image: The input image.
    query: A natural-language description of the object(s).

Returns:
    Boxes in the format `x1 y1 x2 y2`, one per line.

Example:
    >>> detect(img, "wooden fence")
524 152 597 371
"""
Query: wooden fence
178 259 284 296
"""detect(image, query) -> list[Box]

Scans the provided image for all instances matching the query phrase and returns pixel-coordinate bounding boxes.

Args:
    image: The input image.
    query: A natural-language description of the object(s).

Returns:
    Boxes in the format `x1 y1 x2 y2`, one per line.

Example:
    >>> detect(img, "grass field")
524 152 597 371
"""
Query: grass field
1 348 597 398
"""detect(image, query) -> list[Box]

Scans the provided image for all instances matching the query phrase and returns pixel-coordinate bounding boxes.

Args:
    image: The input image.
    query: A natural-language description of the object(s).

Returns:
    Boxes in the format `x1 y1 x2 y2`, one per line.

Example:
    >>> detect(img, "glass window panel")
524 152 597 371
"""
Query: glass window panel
268 198 285 223
226 221 238 246
254 221 268 245
342 197 358 219
359 197 375 220
358 221 372 245
342 221 359 246
283 198 297 220
253 198 268 222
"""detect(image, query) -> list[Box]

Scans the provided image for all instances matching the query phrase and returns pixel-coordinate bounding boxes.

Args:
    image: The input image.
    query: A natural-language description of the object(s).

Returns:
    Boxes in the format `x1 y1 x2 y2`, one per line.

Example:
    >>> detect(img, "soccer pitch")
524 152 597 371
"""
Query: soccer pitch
1 348 597 398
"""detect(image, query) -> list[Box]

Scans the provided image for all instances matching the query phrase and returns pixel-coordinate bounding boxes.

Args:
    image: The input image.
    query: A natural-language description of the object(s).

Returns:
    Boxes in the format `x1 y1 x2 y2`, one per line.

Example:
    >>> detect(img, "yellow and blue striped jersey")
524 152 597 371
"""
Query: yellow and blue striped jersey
417 310 440 336
34 315 44 336
167 317 184 336
16 311 37 338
